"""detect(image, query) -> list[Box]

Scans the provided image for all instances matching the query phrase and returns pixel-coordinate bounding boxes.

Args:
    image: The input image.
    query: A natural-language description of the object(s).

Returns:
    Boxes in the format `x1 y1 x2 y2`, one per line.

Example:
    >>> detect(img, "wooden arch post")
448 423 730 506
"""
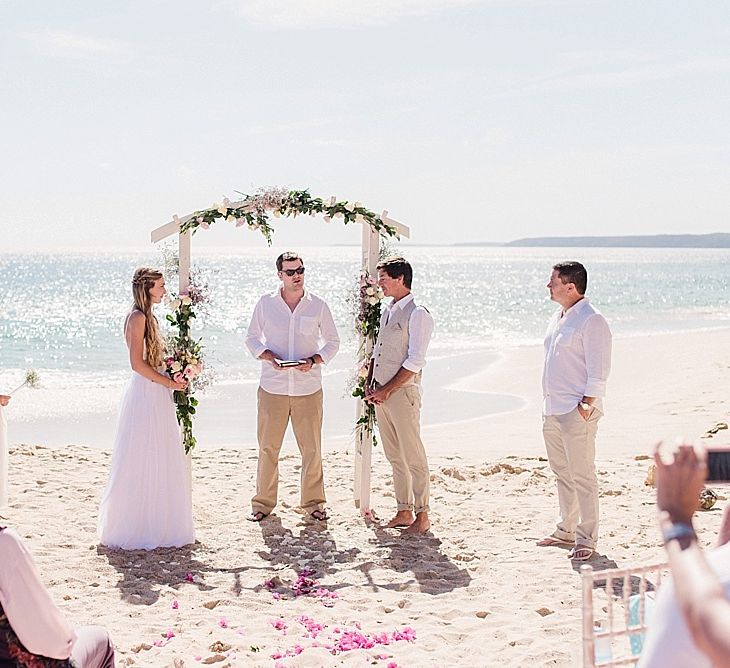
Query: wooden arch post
150 200 409 517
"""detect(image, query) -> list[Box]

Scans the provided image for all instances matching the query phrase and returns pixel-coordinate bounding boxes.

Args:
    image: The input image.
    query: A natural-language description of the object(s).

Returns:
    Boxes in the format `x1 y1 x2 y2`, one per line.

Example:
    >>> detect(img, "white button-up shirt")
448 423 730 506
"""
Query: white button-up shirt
542 297 612 416
245 290 340 397
380 293 434 373
0 528 76 660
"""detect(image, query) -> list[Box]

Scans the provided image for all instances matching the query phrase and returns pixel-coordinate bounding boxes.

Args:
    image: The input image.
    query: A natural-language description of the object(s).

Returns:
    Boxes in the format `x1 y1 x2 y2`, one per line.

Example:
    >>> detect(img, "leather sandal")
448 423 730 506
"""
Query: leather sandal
247 511 268 522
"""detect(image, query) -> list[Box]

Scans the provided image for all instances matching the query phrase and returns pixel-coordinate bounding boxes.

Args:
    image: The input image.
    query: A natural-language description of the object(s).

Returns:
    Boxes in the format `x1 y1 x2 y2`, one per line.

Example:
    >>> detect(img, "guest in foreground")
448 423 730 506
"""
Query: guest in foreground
638 443 730 668
245 252 340 522
98 267 194 550
0 395 9 510
365 257 434 535
0 526 115 667
537 261 612 561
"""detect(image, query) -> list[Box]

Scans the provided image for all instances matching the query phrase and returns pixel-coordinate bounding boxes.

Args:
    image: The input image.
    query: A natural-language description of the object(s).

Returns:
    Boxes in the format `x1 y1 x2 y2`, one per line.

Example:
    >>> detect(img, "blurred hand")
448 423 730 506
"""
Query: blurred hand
295 358 314 372
0 395 10 407
654 442 707 524
170 379 188 391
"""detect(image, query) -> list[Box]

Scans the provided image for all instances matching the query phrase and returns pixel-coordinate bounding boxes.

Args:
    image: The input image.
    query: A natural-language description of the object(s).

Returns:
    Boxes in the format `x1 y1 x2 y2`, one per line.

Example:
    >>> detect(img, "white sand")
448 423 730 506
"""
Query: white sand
2 328 730 667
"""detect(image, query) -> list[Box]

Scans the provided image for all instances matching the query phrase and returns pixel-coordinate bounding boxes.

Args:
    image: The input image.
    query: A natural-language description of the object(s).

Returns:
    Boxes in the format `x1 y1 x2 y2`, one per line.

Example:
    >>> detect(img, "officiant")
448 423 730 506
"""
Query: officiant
245 252 340 523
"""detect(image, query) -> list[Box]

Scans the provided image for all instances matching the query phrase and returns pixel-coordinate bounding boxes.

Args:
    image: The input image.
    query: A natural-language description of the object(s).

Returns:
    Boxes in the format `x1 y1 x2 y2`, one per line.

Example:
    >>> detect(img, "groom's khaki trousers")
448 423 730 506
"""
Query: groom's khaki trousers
543 407 602 550
252 387 325 515
375 385 430 514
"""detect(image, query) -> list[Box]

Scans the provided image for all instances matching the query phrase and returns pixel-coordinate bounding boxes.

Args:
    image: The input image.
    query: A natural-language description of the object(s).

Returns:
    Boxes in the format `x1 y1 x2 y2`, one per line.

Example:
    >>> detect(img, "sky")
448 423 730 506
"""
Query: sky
1 0 729 250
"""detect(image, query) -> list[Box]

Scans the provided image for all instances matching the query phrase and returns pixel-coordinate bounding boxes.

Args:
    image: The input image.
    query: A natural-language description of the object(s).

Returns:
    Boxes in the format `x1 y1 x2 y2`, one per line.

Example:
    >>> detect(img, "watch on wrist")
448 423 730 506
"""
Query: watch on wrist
662 521 696 545
579 402 592 411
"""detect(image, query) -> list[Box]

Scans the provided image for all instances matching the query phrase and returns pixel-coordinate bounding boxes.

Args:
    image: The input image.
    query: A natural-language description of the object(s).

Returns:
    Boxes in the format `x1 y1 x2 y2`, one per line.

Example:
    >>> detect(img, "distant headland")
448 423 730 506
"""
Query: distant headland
455 233 730 248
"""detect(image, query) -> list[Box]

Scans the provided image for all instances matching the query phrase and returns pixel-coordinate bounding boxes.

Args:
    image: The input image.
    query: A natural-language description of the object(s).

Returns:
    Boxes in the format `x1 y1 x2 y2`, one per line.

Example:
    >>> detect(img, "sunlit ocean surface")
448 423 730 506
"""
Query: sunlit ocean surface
1 245 729 393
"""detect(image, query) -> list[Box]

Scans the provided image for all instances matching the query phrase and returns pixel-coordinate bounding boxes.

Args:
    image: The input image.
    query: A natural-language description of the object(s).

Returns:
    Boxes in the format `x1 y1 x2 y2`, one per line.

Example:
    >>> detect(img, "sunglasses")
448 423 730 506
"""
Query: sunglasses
281 267 305 276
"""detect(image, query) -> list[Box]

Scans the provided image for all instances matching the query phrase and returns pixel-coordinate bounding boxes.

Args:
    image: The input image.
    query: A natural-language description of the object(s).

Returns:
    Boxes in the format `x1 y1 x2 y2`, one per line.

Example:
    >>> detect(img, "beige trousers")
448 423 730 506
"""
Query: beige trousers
375 385 430 514
543 407 602 549
252 388 325 515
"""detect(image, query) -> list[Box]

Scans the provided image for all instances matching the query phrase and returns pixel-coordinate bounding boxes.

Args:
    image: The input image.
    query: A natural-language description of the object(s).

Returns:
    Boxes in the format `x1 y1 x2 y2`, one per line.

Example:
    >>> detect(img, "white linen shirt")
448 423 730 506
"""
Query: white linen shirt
542 297 612 416
245 290 340 396
380 293 434 374
0 528 75 660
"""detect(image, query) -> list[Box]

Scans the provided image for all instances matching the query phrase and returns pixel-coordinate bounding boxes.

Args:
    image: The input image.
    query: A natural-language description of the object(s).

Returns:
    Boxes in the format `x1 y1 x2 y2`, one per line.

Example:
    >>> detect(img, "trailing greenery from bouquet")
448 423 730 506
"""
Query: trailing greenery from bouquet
164 276 209 454
177 187 399 245
350 272 385 447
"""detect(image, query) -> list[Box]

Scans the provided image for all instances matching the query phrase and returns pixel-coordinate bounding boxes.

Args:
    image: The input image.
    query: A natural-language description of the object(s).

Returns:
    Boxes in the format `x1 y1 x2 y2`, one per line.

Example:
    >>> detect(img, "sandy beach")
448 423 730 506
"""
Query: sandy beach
2 328 730 667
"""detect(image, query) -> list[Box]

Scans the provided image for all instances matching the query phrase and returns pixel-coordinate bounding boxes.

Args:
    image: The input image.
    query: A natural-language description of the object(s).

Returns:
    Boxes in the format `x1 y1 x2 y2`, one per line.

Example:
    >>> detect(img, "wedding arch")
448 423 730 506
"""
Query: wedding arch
150 187 409 516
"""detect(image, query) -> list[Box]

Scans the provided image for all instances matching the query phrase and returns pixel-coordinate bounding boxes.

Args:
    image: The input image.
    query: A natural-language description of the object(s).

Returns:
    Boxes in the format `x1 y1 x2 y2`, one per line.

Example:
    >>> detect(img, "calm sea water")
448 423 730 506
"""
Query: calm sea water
1 245 729 390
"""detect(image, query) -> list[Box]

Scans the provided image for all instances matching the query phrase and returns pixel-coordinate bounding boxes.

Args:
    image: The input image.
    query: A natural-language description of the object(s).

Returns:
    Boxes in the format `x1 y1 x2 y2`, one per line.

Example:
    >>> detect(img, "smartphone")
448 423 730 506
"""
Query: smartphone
707 449 730 482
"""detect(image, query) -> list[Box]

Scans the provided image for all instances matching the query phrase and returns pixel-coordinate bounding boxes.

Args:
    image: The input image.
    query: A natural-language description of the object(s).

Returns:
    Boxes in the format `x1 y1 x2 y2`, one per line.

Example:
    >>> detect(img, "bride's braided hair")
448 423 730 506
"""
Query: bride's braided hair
131 267 165 369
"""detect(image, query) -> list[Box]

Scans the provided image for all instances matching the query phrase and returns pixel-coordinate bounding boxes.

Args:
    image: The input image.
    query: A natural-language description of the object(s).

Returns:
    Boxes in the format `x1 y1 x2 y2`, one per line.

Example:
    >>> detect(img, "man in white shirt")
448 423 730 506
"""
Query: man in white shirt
365 257 434 535
537 261 612 561
245 252 340 522
0 526 115 666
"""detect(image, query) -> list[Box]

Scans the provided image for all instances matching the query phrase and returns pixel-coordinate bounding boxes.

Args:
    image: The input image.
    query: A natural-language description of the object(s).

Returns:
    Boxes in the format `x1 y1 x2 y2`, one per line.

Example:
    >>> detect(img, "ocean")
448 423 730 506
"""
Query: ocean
1 246 729 447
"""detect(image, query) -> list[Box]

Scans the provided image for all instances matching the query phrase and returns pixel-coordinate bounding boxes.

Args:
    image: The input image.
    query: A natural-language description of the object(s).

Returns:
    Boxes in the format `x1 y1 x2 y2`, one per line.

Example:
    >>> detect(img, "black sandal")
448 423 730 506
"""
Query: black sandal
247 511 268 522
310 509 328 521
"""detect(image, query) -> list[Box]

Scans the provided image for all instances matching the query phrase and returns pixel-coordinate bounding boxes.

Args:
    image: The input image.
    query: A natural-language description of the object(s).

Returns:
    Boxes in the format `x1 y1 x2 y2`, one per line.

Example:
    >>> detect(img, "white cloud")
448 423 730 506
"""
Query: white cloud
233 0 486 28
25 30 133 62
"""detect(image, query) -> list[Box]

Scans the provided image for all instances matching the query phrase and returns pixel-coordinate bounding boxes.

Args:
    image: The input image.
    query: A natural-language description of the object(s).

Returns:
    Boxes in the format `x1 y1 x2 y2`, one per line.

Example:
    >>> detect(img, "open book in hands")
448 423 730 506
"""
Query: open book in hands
275 358 307 367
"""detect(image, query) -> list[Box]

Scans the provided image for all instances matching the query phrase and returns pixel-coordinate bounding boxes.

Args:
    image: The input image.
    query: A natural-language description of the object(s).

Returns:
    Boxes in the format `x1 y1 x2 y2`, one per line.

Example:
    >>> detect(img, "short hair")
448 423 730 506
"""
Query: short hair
377 256 412 289
553 261 588 295
276 252 303 272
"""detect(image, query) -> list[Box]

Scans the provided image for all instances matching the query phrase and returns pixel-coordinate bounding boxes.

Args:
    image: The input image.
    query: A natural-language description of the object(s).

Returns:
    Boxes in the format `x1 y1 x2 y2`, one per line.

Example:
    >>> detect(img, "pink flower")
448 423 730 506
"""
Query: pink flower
387 663 398 668
194 656 201 662
218 618 228 628
165 629 175 639
200 222 210 230
184 572 194 582
171 600 179 610
270 618 287 631
173 372 184 383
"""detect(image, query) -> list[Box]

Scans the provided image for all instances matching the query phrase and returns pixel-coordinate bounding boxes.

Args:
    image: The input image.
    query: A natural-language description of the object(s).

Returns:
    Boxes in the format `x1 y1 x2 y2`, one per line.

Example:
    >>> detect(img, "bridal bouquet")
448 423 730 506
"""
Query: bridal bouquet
165 278 209 454
10 369 41 395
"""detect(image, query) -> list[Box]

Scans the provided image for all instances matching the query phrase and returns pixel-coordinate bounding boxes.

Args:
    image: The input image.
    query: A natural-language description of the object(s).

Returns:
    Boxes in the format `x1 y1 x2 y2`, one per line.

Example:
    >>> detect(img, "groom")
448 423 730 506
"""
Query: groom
365 257 434 535
245 252 340 522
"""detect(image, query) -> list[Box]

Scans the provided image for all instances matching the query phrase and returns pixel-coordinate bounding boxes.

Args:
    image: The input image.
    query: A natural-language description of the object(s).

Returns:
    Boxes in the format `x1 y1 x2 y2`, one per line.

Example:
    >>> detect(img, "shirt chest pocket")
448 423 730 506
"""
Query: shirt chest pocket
556 326 575 347
298 316 318 335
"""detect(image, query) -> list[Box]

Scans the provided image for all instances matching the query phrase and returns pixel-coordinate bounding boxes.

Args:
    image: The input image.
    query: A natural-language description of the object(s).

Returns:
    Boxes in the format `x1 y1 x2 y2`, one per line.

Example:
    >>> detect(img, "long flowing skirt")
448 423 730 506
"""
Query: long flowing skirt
98 372 195 550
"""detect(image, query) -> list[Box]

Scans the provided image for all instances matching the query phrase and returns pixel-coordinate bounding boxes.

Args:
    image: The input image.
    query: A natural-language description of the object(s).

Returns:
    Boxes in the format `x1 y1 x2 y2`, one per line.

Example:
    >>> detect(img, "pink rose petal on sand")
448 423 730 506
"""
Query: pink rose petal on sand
387 663 398 668
165 629 175 639
185 573 194 582
171 600 179 610
218 618 229 628
194 657 201 662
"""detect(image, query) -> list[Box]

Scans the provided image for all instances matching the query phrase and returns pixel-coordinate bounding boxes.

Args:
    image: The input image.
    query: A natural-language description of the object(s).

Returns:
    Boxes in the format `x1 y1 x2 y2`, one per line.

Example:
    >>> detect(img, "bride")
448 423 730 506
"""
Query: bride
98 267 195 550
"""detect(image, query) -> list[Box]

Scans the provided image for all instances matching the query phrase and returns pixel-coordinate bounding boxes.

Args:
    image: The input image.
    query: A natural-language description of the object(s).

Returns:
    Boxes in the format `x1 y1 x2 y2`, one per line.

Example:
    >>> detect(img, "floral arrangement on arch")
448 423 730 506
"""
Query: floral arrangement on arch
176 187 398 243
163 272 211 454
351 273 385 446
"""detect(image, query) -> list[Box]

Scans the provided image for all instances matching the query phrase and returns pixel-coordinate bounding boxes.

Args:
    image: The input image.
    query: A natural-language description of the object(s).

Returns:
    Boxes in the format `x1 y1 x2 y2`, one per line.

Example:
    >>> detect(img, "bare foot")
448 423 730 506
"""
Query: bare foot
383 510 415 528
402 512 430 535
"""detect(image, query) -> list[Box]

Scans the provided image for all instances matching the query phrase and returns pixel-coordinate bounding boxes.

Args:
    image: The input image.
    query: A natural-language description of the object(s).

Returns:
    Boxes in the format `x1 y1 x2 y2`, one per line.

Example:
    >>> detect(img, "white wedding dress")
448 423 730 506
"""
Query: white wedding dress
98 352 195 550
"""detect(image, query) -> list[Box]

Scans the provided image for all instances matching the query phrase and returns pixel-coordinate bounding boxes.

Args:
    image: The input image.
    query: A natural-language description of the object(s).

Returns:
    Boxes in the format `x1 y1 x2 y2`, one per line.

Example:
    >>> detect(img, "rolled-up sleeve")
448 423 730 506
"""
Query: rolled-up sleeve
317 302 340 364
583 314 612 398
0 529 75 660
403 307 434 373
245 298 267 360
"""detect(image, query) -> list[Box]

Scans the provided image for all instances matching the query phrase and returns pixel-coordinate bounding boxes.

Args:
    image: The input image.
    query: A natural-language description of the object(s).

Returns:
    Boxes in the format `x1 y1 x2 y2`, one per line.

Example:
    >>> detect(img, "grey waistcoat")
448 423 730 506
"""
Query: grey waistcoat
372 299 420 387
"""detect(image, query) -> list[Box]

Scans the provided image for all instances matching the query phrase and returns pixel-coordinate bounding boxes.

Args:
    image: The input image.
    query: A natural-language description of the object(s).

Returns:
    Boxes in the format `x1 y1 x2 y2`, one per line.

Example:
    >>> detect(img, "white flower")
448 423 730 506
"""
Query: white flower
217 202 228 216
367 296 379 305
328 196 336 207
181 296 192 306
334 212 344 219
345 201 356 212
355 214 365 224
170 361 182 373
323 215 331 224
235 218 246 227
365 287 375 296
169 299 181 310
353 201 362 209
376 288 384 299
272 209 281 218
226 214 236 222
